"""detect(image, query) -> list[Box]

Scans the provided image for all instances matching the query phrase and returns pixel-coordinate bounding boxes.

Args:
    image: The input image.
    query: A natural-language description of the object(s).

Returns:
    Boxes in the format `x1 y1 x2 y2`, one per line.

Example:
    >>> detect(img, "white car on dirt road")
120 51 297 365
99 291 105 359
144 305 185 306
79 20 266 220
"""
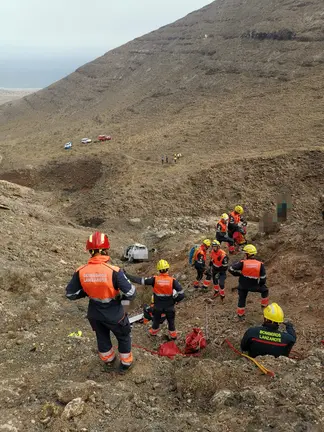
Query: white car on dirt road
81 138 92 144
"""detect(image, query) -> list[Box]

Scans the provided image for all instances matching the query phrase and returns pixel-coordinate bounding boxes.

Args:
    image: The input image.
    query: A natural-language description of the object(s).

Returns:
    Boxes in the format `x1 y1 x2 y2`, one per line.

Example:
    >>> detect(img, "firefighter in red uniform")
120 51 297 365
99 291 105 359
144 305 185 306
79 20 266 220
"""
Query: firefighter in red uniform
125 260 184 340
216 213 235 253
229 244 269 319
202 240 228 299
66 231 136 373
193 239 211 288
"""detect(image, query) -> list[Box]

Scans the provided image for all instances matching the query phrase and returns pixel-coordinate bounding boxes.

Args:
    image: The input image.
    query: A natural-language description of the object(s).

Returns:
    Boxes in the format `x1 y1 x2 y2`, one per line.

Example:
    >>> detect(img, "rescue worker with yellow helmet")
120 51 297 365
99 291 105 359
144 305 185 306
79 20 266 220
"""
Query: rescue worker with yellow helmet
240 303 296 358
125 260 184 340
229 244 269 319
228 205 245 253
66 231 136 373
193 239 211 289
215 213 235 253
202 240 228 300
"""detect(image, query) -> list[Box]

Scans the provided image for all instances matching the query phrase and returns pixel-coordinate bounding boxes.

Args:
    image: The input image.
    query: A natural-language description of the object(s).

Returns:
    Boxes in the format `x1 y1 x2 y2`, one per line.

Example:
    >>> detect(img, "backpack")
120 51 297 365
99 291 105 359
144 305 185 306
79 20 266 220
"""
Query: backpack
158 341 182 359
188 244 199 265
184 328 207 354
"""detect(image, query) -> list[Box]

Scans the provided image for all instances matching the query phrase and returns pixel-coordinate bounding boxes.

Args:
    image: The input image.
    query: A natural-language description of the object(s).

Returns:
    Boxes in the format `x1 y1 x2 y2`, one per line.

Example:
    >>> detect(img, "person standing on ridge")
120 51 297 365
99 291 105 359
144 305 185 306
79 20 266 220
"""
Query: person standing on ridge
241 303 296 358
66 231 136 373
216 213 235 253
125 260 184 340
202 240 228 300
229 244 268 320
161 155 164 165
193 239 211 289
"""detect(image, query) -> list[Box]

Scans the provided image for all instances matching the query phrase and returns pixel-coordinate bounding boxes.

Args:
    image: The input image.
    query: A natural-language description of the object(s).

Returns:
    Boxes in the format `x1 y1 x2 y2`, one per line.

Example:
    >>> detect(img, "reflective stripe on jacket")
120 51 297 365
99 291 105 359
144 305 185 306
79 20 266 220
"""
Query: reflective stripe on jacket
216 220 227 233
229 211 241 225
153 274 174 297
194 246 207 262
241 260 261 279
78 255 120 302
210 249 228 269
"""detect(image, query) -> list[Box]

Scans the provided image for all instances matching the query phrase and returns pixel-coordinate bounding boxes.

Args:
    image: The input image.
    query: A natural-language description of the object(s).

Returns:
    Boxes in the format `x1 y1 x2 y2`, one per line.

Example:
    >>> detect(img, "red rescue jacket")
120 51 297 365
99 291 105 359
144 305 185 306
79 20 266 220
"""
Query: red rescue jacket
153 274 174 297
241 259 261 279
210 249 227 269
78 255 120 302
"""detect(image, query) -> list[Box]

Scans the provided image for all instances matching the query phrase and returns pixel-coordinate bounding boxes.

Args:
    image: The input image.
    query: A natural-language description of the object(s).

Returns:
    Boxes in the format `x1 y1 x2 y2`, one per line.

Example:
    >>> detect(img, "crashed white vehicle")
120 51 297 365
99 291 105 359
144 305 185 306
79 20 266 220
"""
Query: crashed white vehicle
123 243 149 262
81 137 92 144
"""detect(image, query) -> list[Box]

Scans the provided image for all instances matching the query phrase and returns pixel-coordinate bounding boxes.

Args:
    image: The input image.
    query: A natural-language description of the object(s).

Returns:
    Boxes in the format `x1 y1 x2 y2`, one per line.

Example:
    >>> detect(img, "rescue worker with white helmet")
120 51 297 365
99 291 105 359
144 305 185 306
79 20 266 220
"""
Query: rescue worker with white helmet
193 239 211 289
125 260 184 340
202 240 228 300
240 303 296 358
216 213 235 252
229 244 269 319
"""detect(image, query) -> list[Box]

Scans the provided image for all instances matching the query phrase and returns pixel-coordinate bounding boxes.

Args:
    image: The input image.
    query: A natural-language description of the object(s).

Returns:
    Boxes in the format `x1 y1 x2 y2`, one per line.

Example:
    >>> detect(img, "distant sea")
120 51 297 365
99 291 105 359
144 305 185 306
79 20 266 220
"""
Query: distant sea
0 87 41 105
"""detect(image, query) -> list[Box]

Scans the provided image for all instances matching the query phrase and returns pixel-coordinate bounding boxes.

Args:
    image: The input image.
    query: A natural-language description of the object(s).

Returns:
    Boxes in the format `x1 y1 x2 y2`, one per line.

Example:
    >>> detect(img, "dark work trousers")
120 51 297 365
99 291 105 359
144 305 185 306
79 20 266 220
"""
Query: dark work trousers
194 262 205 281
238 285 269 308
88 317 131 354
212 269 227 289
216 232 234 246
152 307 175 331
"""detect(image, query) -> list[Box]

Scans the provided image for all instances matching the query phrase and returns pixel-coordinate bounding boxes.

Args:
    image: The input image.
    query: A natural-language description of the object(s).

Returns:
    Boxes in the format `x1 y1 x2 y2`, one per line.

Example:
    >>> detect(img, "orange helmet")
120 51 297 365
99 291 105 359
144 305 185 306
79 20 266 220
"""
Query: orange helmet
86 231 110 250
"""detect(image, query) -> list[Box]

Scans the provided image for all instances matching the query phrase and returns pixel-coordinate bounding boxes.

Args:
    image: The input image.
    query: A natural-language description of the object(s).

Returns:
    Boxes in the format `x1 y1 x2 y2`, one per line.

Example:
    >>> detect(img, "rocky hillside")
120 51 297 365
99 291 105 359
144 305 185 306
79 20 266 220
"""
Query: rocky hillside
0 1 323 430
0 0 324 171
0 179 323 432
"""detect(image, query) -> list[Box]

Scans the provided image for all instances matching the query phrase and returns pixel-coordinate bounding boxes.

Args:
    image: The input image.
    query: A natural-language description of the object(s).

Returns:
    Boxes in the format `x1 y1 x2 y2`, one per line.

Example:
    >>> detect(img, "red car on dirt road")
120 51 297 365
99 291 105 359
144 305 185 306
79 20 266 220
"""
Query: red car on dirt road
98 135 112 142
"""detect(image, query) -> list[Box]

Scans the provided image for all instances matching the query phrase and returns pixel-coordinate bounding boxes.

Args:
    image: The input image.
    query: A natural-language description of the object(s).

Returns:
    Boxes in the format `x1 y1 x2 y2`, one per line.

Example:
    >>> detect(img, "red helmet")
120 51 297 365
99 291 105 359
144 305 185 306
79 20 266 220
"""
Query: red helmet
86 231 110 250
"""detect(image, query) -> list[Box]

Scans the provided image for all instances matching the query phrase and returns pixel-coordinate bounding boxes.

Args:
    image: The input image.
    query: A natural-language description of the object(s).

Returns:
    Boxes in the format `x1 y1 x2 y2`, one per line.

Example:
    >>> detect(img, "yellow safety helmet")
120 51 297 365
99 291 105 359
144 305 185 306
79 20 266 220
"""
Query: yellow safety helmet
203 239 211 247
156 259 170 272
234 205 244 215
243 244 257 256
263 303 284 323
221 213 229 220
212 239 220 247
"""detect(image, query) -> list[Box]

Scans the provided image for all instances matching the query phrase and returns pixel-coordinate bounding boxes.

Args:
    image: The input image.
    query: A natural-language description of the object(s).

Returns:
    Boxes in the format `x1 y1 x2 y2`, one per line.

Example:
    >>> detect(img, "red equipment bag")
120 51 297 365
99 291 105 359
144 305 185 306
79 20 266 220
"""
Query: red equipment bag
184 328 207 354
158 341 182 359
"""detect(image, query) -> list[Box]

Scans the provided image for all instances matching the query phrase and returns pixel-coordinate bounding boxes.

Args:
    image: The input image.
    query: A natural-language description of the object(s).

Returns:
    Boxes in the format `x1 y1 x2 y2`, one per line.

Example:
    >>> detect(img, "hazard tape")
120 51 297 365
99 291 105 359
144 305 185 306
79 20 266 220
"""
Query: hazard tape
224 339 275 377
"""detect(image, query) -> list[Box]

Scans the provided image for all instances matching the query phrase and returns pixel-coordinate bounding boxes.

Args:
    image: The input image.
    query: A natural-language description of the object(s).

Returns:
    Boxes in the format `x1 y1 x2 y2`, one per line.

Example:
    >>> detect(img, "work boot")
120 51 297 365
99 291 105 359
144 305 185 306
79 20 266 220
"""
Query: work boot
103 357 117 372
118 362 133 375
220 295 225 302
212 291 219 298
149 327 160 336
236 315 246 322
169 331 177 341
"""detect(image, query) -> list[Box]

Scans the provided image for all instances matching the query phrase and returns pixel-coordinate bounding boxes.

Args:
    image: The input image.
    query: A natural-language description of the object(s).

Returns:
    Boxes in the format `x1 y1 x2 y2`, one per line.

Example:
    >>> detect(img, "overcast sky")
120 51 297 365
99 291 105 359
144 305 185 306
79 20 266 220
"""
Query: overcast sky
0 0 212 87
1 0 211 55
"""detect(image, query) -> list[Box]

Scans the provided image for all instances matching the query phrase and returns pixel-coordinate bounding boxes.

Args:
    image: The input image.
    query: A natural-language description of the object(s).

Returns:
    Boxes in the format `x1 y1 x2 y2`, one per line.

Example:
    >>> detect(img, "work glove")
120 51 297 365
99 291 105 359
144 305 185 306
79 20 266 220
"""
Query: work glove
172 289 178 299
205 268 212 278
115 293 129 302
283 320 292 326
